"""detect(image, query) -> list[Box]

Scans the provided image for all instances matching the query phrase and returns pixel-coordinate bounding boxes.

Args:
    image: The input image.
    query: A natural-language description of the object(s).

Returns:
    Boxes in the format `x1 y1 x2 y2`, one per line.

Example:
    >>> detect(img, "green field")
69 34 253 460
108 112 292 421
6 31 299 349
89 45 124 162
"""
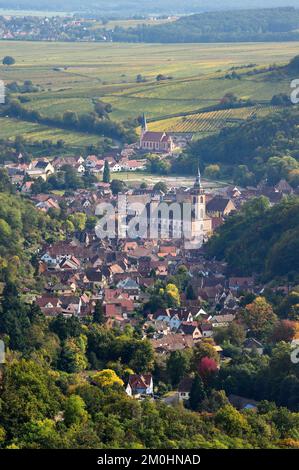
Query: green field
0 117 103 146
110 171 226 189
0 40 297 144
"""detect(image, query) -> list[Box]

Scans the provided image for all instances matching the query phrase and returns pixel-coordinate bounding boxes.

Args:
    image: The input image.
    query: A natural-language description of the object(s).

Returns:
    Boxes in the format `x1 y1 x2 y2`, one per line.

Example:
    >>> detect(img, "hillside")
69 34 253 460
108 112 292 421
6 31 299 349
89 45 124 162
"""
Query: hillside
113 7 299 42
0 177 62 285
173 105 299 185
207 196 299 281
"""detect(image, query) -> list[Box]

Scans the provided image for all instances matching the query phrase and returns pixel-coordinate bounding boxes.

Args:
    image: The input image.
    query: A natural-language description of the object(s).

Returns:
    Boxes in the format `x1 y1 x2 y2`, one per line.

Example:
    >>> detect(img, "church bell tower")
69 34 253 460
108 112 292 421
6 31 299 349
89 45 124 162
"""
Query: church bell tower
190 166 206 241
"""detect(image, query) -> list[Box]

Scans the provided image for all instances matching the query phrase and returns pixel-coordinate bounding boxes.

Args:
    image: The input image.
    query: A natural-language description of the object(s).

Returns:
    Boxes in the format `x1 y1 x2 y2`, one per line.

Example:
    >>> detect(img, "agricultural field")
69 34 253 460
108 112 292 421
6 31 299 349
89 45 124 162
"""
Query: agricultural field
0 40 297 143
0 117 103 147
110 172 226 189
148 105 282 133
0 9 68 16
103 17 178 29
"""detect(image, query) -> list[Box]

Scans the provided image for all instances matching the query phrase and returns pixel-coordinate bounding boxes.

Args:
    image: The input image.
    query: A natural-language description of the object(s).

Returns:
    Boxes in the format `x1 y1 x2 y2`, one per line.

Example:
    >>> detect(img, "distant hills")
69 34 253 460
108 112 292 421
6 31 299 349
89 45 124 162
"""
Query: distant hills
2 1 299 17
112 7 299 43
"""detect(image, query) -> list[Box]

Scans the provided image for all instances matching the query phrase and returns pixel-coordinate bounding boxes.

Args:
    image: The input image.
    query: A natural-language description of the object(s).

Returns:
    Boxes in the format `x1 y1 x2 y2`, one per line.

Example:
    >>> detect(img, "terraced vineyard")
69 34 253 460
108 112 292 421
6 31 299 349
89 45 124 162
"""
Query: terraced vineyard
148 105 282 134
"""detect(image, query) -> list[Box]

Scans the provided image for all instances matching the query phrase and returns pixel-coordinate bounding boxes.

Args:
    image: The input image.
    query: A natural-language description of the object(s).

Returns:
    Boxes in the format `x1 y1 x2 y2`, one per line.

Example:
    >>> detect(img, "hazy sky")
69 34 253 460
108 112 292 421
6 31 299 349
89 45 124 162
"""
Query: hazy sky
0 0 299 14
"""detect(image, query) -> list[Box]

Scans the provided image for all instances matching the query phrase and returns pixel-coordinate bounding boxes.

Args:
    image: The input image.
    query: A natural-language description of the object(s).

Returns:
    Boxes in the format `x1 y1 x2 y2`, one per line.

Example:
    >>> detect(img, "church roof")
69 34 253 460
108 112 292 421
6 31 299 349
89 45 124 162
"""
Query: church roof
141 131 170 142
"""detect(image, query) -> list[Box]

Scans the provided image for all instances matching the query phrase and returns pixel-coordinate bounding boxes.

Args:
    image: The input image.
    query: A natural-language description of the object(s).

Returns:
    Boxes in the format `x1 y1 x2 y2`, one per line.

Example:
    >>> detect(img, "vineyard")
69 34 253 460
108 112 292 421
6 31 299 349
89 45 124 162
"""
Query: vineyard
148 105 281 134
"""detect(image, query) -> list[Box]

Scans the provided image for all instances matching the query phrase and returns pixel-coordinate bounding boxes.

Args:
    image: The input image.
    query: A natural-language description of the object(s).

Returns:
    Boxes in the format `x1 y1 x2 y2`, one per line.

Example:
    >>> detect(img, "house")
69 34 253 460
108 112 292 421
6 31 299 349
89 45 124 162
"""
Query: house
274 179 294 195
59 256 81 271
84 269 105 290
179 322 202 340
126 374 153 398
151 333 195 353
110 161 123 172
36 197 60 212
59 296 82 316
243 338 264 355
228 394 258 411
116 278 140 301
36 296 62 310
75 163 86 174
206 196 236 218
85 155 104 169
121 159 147 172
26 160 55 181
21 181 34 193
209 314 235 328
178 377 194 401
229 277 254 291
158 246 177 258
144 319 170 337
52 155 84 169
200 322 214 338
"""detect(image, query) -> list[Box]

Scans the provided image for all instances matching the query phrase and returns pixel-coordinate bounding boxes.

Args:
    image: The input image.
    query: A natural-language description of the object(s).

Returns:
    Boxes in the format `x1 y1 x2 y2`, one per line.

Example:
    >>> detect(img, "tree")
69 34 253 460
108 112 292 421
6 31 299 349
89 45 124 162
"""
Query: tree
189 375 206 411
63 165 82 190
59 335 88 373
68 212 87 231
153 181 167 193
64 395 89 427
215 405 250 437
166 350 191 387
204 164 220 179
0 357 62 436
136 74 146 83
198 357 218 383
165 283 180 306
3 56 15 66
271 320 297 343
63 111 79 127
92 369 124 388
93 301 105 324
111 179 126 195
193 340 220 367
103 160 111 183
214 322 246 347
242 297 277 338
201 390 229 413
186 284 197 300
0 169 13 193
49 314 82 341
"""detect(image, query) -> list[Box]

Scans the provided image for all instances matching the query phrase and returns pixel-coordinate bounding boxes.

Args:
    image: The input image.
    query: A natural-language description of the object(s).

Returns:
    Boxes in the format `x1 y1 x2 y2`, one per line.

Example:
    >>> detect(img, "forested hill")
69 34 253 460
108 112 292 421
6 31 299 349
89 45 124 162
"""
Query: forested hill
113 8 299 43
173 104 299 187
0 171 62 285
207 196 299 281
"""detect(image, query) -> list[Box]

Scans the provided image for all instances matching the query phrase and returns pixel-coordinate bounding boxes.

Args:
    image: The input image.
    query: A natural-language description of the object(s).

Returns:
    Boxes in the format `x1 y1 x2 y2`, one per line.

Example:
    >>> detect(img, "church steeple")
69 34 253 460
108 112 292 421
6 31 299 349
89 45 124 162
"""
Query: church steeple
194 166 201 190
141 113 148 132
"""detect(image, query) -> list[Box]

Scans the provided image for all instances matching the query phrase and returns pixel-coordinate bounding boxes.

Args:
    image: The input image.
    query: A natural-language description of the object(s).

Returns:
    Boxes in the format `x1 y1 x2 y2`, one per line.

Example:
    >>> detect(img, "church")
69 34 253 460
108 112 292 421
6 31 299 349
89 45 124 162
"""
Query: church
139 114 174 153
173 168 213 242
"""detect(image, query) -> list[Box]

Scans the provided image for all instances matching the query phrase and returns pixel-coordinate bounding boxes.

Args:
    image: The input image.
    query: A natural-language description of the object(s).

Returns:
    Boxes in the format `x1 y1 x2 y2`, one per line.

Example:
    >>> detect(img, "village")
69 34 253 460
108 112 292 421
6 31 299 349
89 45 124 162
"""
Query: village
1 124 298 408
